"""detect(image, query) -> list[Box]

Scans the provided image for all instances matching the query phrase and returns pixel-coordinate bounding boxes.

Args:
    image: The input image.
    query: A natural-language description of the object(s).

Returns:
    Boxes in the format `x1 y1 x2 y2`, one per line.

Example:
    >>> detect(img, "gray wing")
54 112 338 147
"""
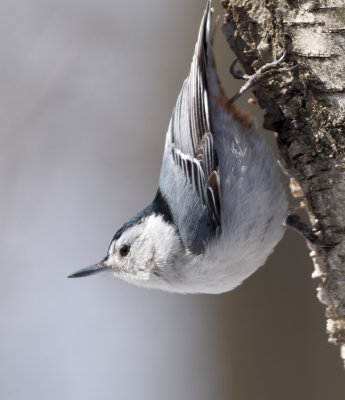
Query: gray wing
158 2 220 254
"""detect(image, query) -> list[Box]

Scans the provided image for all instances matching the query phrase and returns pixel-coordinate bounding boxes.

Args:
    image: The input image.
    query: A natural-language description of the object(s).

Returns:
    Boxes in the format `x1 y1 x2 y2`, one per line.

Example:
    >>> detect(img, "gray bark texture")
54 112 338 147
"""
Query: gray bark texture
221 0 345 365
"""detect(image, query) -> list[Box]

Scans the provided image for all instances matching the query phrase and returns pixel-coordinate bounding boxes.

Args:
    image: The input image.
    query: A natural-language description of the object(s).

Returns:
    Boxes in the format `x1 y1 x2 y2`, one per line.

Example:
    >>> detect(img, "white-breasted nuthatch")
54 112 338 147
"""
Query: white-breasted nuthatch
68 1 289 294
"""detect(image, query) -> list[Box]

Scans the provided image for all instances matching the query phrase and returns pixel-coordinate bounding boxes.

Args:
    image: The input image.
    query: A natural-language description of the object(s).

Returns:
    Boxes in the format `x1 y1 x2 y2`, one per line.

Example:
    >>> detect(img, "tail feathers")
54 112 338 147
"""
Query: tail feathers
188 0 212 140
187 0 225 135
203 3 223 99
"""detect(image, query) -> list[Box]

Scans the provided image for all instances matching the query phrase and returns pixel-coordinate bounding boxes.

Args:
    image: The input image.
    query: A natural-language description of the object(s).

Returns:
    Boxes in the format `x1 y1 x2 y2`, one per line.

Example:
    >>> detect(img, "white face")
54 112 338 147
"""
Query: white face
103 214 184 287
105 220 155 281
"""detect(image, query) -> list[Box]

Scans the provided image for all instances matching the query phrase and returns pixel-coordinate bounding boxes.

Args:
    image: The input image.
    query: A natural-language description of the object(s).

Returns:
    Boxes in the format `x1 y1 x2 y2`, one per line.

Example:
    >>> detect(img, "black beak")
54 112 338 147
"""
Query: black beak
67 262 111 278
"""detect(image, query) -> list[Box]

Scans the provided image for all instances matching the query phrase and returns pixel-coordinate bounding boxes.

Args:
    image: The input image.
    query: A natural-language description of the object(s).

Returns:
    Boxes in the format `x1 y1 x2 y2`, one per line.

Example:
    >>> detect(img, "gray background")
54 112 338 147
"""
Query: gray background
1 0 344 399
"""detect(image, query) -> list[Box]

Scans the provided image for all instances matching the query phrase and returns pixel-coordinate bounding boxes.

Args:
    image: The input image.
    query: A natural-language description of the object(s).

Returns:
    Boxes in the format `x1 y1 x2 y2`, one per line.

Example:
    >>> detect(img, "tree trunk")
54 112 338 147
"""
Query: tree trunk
221 0 345 366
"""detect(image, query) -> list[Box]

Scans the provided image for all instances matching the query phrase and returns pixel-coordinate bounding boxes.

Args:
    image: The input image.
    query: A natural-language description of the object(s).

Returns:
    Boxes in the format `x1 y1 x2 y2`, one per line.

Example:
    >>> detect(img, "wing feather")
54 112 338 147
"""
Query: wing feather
168 2 220 227
159 2 221 253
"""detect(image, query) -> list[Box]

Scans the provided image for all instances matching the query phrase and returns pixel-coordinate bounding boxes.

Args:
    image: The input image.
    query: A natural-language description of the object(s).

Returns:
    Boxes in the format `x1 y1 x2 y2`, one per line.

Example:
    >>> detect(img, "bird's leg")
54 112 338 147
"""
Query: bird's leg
227 53 297 105
285 210 336 249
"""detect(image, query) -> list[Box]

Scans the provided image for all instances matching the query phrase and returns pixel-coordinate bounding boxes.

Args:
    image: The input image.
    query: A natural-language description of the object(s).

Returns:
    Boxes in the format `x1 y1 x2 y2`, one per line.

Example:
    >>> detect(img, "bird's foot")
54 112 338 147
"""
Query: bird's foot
285 211 337 249
227 53 297 105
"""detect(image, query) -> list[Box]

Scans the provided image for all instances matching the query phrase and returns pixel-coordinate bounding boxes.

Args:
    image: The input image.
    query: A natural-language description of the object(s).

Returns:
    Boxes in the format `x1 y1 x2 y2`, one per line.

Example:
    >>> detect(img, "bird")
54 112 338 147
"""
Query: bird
68 1 288 294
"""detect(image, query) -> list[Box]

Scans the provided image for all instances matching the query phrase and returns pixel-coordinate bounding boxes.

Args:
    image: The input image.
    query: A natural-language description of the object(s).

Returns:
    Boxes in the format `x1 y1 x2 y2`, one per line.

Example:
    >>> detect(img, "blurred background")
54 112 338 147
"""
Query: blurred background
1 0 344 399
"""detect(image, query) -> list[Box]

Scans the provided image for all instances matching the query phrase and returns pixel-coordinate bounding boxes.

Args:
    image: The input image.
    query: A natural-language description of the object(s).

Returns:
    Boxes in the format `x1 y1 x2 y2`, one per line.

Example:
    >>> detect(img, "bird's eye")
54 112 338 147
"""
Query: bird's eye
119 244 130 257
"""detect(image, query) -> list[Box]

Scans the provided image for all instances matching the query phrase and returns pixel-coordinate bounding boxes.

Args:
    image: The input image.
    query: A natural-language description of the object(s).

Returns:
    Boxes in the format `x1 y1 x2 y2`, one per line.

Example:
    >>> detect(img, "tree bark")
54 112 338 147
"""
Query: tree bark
221 0 345 366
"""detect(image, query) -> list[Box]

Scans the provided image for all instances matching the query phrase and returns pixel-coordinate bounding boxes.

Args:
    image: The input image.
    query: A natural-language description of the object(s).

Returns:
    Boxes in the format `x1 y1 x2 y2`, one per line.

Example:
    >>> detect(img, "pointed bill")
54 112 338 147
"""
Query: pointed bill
68 262 111 278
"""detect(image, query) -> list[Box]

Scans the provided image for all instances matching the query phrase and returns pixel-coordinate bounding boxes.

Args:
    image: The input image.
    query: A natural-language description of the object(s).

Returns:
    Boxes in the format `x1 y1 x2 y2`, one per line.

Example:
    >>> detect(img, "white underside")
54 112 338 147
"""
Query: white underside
158 109 286 294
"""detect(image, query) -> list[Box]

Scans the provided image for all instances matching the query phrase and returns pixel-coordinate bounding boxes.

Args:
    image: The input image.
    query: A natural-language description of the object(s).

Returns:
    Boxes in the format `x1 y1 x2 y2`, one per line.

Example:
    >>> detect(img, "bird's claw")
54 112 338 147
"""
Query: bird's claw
229 59 248 80
227 53 297 105
285 212 337 249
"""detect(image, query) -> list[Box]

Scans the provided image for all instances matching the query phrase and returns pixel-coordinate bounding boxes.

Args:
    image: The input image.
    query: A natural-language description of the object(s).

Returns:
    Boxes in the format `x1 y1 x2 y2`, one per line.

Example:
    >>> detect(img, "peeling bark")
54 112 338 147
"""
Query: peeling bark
221 0 345 366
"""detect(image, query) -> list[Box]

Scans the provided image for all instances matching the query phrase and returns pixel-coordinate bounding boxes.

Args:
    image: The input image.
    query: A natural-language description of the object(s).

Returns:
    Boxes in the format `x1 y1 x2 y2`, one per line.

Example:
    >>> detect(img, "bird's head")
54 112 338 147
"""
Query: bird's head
68 213 186 289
